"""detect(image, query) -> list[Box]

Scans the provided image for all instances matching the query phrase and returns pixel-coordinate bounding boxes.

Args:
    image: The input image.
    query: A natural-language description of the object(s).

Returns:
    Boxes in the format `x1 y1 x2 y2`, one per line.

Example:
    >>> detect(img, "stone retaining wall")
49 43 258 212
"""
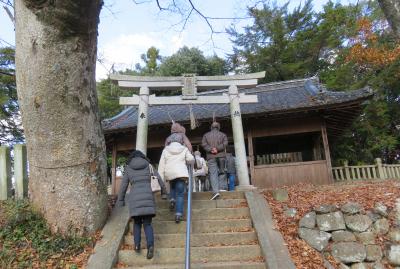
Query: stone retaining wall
298 199 400 268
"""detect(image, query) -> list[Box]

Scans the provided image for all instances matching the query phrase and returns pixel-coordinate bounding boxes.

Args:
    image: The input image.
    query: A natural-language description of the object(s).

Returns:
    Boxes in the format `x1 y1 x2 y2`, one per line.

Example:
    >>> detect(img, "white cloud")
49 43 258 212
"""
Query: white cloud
96 32 187 80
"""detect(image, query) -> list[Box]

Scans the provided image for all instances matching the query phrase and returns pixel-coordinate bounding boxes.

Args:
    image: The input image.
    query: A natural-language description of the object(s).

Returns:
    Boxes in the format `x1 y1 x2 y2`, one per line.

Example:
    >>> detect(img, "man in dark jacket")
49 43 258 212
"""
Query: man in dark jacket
201 122 228 200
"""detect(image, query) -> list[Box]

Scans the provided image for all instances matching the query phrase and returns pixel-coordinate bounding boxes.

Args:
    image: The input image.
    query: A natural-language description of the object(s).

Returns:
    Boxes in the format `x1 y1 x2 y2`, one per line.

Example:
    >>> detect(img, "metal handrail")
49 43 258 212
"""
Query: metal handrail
185 164 193 269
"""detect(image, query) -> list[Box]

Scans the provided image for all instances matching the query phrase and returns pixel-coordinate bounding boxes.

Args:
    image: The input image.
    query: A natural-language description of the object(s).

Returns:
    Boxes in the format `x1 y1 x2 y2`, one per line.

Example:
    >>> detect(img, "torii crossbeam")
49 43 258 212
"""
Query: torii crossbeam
110 72 265 189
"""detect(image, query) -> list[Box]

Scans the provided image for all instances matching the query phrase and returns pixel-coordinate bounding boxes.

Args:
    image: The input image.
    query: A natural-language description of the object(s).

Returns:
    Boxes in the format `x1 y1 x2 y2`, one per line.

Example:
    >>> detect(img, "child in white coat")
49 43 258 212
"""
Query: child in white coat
158 142 194 223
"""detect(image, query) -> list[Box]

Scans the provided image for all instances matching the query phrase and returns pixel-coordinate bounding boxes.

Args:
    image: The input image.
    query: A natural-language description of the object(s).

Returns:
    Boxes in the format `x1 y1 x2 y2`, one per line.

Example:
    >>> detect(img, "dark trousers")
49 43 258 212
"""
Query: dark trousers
208 158 228 193
133 215 154 248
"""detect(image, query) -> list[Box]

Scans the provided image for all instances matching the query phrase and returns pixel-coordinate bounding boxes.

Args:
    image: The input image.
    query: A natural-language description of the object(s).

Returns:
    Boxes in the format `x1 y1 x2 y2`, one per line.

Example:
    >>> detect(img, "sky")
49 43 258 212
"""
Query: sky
0 0 354 80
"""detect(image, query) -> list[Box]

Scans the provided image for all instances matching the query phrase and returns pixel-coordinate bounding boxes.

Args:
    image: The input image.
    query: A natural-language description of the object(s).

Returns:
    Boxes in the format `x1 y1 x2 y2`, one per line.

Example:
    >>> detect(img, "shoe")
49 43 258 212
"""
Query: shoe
219 189 227 192
134 244 141 253
175 215 182 223
169 200 175 212
147 246 154 259
210 193 220 200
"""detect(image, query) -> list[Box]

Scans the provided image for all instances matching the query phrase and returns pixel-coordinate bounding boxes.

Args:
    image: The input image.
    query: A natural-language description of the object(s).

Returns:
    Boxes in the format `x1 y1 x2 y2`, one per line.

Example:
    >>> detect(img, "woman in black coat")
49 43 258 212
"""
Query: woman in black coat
116 150 167 259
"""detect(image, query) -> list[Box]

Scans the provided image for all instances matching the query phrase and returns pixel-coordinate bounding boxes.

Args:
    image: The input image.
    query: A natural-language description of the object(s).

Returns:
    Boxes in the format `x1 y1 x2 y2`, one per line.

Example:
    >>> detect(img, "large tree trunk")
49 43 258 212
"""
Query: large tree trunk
378 0 400 39
15 0 108 235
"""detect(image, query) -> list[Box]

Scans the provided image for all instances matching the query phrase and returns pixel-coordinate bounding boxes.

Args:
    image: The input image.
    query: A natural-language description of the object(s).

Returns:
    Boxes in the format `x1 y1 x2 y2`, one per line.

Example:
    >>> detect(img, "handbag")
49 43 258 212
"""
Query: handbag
149 164 161 192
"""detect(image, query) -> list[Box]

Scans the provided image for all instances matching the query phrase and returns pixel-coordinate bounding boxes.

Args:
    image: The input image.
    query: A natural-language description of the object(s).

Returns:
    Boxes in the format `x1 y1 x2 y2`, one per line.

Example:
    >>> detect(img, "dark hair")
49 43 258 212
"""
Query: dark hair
127 150 150 164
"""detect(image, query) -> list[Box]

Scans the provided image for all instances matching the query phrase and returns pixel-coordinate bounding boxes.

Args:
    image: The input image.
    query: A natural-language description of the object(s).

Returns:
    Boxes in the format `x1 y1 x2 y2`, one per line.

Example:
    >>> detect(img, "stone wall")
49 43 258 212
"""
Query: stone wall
298 199 400 268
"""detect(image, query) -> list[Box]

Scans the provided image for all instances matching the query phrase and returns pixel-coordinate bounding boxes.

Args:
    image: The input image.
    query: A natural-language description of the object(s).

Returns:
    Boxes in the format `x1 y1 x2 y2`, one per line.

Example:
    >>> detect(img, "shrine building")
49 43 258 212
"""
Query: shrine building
102 76 372 189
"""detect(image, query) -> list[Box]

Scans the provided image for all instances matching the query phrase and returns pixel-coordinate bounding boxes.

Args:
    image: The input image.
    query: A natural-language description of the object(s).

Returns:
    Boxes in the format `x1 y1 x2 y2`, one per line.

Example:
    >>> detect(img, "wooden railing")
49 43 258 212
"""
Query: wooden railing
332 158 400 181
0 144 28 200
256 152 303 165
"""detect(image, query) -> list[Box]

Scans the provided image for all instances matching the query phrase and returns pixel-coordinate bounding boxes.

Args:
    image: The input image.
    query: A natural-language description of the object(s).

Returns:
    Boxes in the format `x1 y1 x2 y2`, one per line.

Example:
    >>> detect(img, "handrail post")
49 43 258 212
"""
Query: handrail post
185 164 193 269
343 160 351 181
375 158 385 180
0 146 11 200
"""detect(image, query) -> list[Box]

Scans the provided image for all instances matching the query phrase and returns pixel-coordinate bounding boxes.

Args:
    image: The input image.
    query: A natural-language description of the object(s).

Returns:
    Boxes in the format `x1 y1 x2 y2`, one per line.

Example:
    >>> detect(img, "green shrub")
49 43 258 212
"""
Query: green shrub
0 200 93 268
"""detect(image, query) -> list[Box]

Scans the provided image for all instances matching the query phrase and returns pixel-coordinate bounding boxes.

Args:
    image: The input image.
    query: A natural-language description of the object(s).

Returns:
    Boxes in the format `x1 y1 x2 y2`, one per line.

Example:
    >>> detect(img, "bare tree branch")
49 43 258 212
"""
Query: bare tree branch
131 0 247 48
180 6 193 32
3 5 15 27
132 0 153 4
0 70 14 76
378 0 400 39
156 0 166 10
0 37 15 47
0 0 13 8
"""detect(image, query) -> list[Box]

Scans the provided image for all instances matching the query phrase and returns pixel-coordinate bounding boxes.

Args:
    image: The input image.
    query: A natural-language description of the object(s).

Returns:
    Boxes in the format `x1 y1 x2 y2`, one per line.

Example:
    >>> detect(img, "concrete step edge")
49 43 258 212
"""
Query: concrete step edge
155 192 245 201
123 231 259 247
128 219 253 234
156 199 248 209
118 245 263 265
118 260 266 269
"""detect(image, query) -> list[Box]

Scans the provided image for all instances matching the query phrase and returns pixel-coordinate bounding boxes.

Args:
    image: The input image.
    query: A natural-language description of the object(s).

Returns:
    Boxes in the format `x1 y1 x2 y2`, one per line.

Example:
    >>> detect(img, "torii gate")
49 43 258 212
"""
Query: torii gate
110 72 265 189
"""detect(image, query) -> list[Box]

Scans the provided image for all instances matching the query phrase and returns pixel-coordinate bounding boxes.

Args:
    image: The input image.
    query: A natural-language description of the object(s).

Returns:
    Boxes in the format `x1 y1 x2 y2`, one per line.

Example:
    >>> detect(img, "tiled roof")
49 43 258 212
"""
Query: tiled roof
102 77 373 133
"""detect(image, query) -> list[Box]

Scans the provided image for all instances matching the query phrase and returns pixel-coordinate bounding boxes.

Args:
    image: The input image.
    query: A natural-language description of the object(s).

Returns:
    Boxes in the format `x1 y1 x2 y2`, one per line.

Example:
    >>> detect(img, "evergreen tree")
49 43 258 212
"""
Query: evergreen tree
159 46 228 76
229 0 399 164
0 47 24 144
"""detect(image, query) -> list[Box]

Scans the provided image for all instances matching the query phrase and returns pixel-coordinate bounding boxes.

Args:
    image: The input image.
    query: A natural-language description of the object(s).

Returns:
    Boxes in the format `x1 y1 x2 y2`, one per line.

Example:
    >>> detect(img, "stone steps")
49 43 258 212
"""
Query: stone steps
155 191 245 201
124 231 258 248
153 207 250 221
156 199 247 209
118 245 263 266
129 219 253 234
116 192 266 269
120 260 265 269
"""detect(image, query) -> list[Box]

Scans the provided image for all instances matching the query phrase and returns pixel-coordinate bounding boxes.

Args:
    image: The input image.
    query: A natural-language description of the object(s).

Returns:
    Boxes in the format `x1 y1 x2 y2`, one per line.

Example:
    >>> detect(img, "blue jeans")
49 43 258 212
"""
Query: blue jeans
170 179 186 216
228 173 236 191
133 215 154 248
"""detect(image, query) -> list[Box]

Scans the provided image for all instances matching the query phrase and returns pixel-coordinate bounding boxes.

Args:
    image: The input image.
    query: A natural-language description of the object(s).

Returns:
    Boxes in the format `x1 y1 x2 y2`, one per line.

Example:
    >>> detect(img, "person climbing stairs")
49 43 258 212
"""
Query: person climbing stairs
115 191 266 269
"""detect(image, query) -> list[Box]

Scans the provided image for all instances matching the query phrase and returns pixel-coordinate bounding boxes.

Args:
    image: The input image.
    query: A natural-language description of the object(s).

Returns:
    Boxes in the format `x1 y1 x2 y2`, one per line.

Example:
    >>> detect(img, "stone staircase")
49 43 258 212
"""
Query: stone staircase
115 191 266 269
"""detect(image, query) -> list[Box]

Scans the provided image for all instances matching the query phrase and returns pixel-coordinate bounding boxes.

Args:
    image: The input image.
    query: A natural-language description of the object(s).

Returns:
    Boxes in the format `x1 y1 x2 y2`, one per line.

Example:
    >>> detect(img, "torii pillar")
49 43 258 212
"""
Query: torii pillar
110 72 265 188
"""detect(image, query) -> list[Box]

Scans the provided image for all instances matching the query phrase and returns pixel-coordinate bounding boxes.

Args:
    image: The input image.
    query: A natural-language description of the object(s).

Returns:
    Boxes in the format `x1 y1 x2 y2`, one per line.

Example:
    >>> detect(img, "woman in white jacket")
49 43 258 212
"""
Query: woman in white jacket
158 142 194 223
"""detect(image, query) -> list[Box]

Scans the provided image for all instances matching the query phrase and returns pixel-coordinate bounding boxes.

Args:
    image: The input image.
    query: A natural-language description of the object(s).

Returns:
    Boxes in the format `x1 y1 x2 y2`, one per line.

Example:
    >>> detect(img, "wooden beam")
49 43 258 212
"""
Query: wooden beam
196 79 258 88
119 80 181 89
111 72 266 90
119 93 258 105
111 72 265 82
118 79 260 89
321 121 334 183
329 110 361 118
111 143 117 195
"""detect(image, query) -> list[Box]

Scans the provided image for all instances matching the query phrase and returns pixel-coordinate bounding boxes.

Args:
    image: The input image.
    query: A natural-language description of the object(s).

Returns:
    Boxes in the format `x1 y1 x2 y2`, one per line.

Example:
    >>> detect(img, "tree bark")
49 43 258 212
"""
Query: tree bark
378 0 400 39
15 0 108 235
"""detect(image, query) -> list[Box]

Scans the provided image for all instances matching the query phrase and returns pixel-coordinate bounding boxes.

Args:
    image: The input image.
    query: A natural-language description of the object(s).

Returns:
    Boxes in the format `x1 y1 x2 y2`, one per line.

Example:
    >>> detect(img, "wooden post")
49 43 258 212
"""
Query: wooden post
375 158 385 180
313 135 322 160
343 160 351 181
321 121 334 183
0 146 11 200
111 143 117 195
136 86 149 154
14 144 28 199
247 130 255 184
229 85 251 189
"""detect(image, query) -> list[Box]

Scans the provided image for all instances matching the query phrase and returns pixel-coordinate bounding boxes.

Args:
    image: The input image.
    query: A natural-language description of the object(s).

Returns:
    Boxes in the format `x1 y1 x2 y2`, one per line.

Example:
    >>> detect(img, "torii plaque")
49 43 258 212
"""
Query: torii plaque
110 72 265 188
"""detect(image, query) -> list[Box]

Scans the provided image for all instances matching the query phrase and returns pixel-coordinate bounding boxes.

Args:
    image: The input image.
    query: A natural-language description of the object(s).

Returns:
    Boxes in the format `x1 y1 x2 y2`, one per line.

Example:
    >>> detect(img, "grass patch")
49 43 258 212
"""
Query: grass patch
0 199 96 269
